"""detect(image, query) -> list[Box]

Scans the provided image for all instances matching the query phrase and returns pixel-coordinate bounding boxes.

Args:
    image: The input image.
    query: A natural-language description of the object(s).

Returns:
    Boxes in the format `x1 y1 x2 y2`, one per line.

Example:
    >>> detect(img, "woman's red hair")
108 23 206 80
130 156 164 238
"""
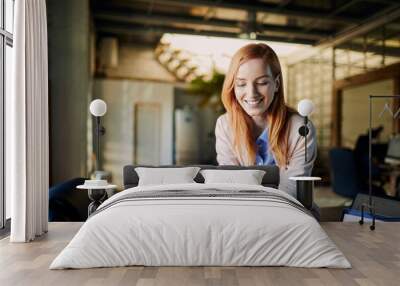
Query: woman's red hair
221 43 296 167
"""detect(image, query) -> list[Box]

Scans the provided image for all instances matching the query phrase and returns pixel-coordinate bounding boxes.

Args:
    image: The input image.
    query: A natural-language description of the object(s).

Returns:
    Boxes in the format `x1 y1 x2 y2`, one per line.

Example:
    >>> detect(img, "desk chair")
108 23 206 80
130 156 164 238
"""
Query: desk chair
329 148 387 199
329 148 359 198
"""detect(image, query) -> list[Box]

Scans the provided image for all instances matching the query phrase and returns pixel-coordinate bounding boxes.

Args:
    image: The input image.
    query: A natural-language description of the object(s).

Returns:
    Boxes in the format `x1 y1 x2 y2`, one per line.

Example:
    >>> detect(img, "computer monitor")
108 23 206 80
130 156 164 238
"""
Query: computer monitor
385 134 400 165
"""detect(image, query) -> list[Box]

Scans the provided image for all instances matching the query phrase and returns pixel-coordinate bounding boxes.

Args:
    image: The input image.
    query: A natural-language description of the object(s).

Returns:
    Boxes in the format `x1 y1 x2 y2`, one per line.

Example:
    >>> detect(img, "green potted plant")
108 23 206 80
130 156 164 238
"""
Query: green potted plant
187 69 225 112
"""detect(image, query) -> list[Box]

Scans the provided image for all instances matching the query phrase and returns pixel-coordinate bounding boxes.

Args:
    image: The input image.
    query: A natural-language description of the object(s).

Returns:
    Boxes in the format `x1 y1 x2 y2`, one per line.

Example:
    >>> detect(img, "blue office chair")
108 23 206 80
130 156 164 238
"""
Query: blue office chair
330 148 388 199
329 148 360 199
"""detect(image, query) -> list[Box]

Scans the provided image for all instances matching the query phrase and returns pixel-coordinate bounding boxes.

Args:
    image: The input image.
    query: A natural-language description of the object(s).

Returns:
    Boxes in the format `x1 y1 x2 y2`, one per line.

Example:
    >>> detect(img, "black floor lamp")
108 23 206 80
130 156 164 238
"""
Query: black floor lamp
291 99 321 210
89 99 107 177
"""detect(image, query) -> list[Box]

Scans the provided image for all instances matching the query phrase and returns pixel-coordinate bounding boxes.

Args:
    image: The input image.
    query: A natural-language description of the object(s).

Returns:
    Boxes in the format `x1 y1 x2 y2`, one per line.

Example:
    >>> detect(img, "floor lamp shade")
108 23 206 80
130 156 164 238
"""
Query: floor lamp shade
90 99 107 117
297 99 315 117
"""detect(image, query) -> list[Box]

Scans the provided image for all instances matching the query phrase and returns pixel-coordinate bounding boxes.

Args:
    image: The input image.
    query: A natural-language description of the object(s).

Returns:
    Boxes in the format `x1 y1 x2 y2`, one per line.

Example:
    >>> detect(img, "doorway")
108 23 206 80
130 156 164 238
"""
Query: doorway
134 103 161 165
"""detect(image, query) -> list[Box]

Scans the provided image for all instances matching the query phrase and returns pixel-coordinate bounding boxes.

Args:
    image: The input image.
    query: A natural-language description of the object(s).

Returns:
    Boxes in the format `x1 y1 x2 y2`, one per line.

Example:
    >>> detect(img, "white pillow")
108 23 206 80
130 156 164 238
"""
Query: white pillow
200 169 266 185
135 167 201 186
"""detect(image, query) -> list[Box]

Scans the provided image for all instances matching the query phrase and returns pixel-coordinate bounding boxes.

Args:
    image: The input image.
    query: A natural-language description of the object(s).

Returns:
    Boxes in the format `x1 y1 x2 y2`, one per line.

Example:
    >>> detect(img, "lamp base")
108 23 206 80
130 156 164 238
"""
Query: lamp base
87 189 108 216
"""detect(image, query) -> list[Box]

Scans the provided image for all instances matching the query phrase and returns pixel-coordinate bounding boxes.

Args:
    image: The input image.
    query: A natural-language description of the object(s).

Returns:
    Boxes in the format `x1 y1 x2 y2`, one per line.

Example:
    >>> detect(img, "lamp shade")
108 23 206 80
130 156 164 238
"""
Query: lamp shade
90 99 107 117
297 99 315 117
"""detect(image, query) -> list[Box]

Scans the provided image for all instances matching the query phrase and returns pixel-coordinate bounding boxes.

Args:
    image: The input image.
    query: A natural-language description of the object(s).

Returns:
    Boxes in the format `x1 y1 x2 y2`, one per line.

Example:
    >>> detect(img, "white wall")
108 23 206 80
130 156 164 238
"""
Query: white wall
100 43 176 83
93 79 174 188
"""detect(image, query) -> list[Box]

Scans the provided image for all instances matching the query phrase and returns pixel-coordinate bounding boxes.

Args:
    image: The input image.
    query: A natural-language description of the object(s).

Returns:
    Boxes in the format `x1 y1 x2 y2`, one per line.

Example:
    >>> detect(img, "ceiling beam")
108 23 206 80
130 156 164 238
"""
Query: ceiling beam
317 4 400 48
287 4 400 64
96 22 316 45
301 0 361 33
93 10 332 40
126 0 360 25
340 42 400 58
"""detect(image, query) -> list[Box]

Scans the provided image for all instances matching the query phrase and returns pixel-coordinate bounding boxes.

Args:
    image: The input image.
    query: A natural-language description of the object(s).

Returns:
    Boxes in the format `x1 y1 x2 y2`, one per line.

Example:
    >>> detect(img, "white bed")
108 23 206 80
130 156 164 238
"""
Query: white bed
50 183 351 269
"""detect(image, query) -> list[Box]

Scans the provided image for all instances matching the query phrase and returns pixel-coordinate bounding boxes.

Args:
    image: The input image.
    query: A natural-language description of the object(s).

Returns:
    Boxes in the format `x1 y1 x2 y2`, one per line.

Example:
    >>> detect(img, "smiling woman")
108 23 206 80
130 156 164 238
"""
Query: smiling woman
215 43 317 198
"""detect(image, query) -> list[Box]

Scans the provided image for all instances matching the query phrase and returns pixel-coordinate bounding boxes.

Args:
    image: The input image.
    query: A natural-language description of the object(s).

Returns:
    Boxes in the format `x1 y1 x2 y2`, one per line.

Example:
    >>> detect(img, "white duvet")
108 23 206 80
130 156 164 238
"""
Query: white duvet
50 183 351 269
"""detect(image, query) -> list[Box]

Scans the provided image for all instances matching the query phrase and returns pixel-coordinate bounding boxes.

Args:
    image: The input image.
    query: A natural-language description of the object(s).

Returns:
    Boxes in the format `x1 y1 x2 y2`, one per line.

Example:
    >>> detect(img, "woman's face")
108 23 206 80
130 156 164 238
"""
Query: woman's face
234 58 280 118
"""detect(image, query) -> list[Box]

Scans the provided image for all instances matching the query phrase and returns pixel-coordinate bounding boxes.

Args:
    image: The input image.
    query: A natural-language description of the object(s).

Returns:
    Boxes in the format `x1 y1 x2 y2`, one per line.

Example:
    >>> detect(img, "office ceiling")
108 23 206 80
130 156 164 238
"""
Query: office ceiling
91 0 400 47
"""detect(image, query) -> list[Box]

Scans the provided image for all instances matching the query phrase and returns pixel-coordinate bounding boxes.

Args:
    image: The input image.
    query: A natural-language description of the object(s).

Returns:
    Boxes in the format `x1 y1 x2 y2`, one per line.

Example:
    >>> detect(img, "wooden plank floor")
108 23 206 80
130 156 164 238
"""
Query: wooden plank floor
0 222 399 286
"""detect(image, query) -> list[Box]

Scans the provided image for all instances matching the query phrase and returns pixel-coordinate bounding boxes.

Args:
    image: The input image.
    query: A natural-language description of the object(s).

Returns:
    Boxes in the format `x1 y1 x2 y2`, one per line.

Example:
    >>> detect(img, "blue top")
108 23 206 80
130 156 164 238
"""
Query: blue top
255 128 276 166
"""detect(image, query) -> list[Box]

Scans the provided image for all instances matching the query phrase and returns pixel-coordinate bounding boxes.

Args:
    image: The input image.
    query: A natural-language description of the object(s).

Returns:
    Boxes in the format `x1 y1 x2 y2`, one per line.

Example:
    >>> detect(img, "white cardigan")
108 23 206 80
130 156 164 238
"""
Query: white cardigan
215 113 317 198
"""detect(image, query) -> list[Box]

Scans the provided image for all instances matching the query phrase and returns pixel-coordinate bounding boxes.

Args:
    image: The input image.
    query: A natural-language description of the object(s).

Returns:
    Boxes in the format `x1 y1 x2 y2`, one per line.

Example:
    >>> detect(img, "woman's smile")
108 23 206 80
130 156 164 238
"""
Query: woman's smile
243 97 264 107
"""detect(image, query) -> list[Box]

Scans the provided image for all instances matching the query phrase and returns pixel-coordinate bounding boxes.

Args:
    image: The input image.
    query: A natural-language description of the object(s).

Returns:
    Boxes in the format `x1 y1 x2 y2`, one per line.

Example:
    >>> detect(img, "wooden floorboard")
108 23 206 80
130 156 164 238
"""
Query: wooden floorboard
0 222 399 286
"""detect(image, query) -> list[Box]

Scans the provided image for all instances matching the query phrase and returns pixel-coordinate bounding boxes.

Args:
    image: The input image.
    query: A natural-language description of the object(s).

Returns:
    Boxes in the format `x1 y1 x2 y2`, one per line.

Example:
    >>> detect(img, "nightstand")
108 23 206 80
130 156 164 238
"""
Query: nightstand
289 176 321 211
77 183 117 216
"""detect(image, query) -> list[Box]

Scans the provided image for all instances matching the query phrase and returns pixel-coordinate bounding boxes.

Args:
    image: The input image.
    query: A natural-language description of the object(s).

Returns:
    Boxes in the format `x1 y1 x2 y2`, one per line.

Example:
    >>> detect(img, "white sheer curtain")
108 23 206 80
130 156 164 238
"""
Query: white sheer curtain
8 0 49 242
